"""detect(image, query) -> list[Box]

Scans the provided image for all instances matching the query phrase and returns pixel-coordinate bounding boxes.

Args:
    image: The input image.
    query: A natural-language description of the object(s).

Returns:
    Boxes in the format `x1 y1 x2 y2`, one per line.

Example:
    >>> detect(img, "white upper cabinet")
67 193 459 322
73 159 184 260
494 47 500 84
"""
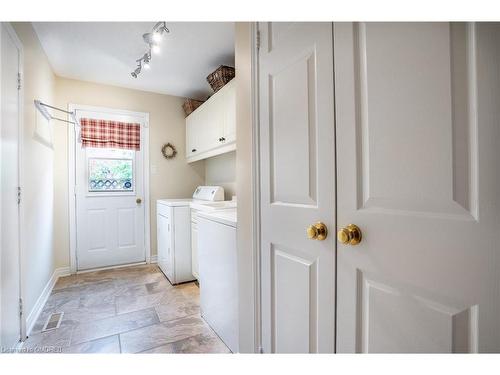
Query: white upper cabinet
186 79 236 163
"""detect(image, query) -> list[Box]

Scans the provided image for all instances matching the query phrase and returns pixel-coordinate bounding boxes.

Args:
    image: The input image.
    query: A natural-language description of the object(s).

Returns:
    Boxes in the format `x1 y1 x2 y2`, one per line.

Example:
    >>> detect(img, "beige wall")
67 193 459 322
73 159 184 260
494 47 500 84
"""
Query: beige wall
205 151 236 200
235 22 257 352
11 23 57 319
54 77 205 266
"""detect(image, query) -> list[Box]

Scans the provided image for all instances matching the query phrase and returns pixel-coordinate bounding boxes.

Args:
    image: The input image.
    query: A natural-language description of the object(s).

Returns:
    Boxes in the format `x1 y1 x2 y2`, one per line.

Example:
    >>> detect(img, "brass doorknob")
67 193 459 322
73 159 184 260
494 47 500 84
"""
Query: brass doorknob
136 198 142 204
306 222 328 241
337 224 362 245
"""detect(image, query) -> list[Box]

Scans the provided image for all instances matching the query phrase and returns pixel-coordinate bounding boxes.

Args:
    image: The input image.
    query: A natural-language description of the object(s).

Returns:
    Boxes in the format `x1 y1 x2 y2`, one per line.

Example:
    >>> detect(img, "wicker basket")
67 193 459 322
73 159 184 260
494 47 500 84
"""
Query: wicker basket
182 98 204 117
206 65 235 93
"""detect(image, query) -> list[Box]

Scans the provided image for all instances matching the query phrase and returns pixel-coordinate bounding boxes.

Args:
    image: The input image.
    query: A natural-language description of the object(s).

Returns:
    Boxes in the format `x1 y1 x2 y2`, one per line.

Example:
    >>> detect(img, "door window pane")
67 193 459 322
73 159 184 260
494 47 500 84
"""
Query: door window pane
88 157 134 192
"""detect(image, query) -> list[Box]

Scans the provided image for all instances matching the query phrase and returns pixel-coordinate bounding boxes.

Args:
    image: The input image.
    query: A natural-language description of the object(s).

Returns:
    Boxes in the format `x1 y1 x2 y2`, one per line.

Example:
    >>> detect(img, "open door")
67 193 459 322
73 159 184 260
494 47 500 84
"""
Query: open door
258 22 336 353
335 22 500 353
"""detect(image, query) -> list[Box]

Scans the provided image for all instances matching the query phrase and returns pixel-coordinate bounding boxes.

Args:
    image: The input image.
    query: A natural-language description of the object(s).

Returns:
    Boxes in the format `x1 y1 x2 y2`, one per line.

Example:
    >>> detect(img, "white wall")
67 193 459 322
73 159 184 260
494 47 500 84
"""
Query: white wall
205 151 236 200
11 22 56 320
54 77 205 265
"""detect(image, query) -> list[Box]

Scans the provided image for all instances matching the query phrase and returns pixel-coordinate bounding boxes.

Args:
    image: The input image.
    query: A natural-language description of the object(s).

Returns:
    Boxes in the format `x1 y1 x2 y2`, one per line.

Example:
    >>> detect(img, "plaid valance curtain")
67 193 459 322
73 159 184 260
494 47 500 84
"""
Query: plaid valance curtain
80 118 141 151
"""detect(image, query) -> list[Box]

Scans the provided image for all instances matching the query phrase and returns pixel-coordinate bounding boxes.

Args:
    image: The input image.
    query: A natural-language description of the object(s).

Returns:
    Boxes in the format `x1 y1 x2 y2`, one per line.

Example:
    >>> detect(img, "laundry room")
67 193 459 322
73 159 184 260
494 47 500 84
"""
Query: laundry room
1 21 242 354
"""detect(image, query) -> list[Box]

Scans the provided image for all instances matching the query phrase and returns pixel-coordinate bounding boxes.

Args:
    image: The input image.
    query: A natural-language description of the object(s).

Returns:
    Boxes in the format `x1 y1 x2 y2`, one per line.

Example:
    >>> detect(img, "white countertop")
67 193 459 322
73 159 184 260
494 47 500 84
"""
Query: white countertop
157 198 192 207
197 208 237 227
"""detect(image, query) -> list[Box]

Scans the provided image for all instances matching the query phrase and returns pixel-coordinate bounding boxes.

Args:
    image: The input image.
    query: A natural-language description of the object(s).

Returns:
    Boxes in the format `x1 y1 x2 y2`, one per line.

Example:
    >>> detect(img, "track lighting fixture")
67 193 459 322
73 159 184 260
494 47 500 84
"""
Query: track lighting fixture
131 22 170 78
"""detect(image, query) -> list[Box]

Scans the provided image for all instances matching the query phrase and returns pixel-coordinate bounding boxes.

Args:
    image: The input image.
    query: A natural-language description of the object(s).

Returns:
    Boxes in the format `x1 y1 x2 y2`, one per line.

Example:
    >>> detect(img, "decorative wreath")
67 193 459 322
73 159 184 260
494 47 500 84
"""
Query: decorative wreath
161 143 177 159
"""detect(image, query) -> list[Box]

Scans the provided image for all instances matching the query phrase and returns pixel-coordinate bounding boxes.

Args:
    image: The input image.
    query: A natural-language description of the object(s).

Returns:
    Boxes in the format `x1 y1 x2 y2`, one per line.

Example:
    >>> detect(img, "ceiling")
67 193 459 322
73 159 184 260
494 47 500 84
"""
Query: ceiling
32 22 235 100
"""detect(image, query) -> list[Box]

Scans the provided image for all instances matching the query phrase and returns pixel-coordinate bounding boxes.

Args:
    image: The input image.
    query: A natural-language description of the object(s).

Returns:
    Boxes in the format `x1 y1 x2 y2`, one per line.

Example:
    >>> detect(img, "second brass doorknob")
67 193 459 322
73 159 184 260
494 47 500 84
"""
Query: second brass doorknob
337 224 362 245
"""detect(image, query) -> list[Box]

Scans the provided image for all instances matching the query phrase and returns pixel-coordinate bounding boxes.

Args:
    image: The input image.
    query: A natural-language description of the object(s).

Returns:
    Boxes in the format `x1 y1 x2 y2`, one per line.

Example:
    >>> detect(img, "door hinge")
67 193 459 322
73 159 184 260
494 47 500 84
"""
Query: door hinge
17 186 21 205
19 298 23 317
17 72 22 90
256 30 261 50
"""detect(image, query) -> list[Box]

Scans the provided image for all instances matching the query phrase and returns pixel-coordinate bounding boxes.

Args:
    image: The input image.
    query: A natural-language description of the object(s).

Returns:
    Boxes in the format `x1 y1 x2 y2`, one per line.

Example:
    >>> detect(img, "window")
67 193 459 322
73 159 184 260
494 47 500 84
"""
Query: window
87 148 135 192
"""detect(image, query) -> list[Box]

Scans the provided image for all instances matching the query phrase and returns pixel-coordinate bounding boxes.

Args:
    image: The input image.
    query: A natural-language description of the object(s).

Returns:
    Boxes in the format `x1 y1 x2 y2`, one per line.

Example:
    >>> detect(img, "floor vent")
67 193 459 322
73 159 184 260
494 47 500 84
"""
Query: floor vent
42 312 64 332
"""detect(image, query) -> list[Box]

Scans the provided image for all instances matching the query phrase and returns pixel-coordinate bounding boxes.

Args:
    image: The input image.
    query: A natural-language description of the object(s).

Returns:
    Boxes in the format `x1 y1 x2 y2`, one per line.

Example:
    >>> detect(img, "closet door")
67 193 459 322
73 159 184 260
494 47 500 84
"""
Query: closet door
258 22 336 353
335 22 500 352
1 23 23 348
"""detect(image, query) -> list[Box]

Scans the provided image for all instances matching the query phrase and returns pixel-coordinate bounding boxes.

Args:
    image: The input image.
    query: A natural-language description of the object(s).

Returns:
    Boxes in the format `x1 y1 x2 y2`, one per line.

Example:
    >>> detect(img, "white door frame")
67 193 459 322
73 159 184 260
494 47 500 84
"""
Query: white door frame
68 104 150 274
244 22 262 353
0 22 26 343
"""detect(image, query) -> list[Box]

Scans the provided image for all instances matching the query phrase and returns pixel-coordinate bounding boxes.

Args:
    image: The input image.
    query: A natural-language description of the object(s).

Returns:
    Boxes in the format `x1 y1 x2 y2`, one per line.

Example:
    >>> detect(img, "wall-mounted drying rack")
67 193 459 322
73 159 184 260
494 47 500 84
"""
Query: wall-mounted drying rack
34 100 79 127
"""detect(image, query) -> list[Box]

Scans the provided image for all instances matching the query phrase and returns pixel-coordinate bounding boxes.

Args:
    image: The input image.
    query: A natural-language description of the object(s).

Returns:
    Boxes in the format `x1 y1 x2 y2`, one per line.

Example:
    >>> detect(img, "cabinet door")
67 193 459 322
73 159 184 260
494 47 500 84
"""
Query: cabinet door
223 81 236 144
199 100 224 152
186 112 199 157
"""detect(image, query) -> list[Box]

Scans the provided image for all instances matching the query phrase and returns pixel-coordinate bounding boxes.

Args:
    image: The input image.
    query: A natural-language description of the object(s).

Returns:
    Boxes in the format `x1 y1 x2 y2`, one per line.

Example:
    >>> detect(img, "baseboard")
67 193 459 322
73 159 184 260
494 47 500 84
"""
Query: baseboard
76 261 147 274
26 266 71 336
150 255 158 263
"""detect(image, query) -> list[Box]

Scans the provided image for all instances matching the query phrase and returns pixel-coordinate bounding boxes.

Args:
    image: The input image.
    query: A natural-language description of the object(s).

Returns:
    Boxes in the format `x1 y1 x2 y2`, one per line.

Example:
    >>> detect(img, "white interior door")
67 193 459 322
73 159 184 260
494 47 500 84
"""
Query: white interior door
259 22 336 353
335 22 500 353
75 109 146 270
1 23 22 348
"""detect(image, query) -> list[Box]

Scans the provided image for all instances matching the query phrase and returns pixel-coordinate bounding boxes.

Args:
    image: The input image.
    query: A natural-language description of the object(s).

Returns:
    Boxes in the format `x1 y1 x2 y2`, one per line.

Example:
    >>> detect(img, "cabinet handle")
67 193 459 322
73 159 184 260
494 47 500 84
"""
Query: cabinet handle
192 148 197 152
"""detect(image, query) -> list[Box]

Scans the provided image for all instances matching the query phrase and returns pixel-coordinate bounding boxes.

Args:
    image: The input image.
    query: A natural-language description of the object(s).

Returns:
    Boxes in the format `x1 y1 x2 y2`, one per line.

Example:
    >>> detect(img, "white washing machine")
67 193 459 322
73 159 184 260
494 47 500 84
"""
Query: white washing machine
190 198 236 279
156 186 224 284
197 208 238 353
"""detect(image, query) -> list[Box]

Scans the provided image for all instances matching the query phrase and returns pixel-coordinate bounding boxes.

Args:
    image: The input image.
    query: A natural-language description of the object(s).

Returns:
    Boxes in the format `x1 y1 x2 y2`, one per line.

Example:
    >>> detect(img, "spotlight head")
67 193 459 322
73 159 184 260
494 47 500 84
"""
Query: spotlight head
143 62 150 70
131 66 141 78
143 33 153 44
151 44 160 54
152 32 162 43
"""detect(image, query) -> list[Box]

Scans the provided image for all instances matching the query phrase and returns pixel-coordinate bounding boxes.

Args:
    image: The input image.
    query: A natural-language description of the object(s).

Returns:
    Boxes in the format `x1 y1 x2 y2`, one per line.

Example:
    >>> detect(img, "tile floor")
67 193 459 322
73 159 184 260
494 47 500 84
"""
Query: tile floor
22 264 230 354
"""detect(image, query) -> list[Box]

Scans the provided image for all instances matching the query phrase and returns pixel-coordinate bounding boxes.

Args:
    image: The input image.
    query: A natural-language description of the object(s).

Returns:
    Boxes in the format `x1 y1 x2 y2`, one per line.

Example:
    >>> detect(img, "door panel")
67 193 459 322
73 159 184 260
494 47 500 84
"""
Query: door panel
352 23 475 218
270 49 317 206
1 23 22 348
335 22 500 352
117 208 136 247
272 246 318 353
87 209 106 250
259 22 336 353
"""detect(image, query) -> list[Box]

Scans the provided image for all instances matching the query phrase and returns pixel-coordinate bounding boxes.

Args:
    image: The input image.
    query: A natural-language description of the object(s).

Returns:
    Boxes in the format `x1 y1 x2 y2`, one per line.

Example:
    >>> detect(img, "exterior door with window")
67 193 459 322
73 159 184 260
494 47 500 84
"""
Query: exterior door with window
75 109 146 270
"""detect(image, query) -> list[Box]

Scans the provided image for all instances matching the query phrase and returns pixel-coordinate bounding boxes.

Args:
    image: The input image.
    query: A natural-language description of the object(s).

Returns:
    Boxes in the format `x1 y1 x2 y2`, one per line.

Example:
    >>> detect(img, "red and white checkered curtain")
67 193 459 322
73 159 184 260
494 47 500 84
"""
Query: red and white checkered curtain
80 118 141 151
